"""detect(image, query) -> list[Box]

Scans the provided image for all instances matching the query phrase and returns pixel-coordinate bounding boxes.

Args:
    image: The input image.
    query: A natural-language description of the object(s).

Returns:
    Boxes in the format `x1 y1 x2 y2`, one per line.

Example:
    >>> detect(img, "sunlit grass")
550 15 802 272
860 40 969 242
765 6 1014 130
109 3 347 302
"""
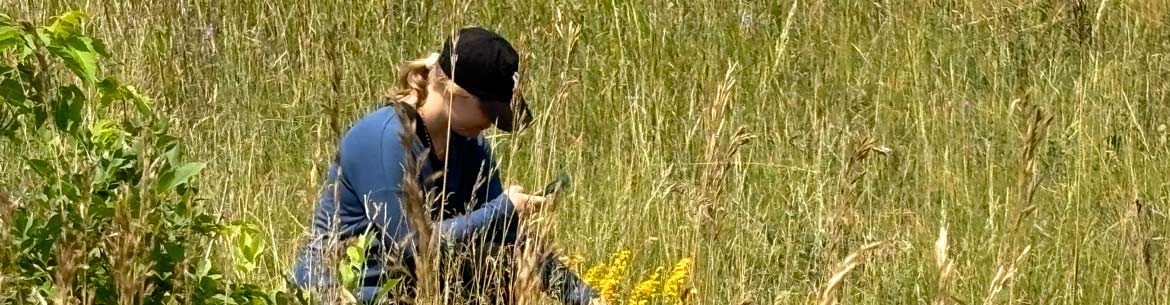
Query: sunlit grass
3 0 1169 304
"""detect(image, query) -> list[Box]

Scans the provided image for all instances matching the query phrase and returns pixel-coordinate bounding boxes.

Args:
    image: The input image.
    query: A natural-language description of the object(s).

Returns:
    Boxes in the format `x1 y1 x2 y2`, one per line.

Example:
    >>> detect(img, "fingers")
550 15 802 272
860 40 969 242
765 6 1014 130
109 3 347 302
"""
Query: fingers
526 194 547 207
508 185 526 194
507 184 551 214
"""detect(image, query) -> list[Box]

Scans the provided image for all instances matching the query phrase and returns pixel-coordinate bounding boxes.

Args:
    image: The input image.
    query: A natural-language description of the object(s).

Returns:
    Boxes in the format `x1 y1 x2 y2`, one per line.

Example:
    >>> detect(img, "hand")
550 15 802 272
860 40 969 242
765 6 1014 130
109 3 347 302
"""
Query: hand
588 297 608 305
506 185 549 213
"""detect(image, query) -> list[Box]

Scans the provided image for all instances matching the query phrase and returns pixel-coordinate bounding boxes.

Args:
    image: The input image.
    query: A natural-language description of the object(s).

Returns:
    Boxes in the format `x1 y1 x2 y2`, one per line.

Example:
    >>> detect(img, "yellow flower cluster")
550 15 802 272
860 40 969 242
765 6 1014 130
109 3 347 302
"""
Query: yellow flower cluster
662 258 693 302
627 267 664 305
579 250 695 305
583 250 633 302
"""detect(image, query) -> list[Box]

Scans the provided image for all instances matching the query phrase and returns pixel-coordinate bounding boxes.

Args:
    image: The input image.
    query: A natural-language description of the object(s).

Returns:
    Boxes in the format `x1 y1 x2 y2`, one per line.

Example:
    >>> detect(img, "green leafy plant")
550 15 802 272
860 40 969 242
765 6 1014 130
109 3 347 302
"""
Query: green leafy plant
336 231 403 302
223 222 268 276
0 11 304 305
338 232 371 292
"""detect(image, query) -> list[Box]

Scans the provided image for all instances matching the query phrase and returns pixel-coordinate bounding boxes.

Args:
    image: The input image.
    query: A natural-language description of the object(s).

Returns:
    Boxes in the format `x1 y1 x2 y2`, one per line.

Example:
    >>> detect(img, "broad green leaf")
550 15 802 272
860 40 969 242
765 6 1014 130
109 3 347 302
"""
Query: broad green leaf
164 144 182 167
65 37 98 82
90 120 127 149
98 79 153 114
338 261 356 289
346 246 363 270
248 238 265 259
378 277 402 298
96 77 123 108
26 158 52 178
162 237 186 266
15 63 35 92
0 25 27 52
1 113 16 138
66 91 83 132
155 162 206 193
235 260 257 275
212 294 236 305
59 178 81 200
229 222 267 267
0 77 26 107
47 11 86 36
239 231 255 255
47 36 99 84
348 232 371 269
192 213 219 233
32 105 46 126
91 36 109 56
123 85 153 115
197 258 213 278
93 164 109 186
53 85 84 132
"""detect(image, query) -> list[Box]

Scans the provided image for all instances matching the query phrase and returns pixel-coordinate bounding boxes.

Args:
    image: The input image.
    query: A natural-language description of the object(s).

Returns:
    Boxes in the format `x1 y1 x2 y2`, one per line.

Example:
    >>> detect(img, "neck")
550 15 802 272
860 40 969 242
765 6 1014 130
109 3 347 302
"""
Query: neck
416 97 449 157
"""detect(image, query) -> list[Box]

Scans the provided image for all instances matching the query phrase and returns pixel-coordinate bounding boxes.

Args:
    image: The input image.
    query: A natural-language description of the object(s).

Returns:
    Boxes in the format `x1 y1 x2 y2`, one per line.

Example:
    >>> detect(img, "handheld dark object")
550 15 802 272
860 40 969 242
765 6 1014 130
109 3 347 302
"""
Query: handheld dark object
536 173 569 196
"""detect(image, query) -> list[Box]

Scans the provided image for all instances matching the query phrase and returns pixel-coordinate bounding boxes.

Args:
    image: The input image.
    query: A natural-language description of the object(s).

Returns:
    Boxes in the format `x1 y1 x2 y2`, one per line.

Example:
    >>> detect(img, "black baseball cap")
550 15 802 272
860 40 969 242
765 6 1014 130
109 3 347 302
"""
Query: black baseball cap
438 27 532 132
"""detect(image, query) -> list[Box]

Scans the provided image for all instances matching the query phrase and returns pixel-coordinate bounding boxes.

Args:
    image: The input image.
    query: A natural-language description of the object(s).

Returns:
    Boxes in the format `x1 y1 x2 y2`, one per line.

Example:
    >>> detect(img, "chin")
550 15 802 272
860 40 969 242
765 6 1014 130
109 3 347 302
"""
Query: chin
454 128 483 138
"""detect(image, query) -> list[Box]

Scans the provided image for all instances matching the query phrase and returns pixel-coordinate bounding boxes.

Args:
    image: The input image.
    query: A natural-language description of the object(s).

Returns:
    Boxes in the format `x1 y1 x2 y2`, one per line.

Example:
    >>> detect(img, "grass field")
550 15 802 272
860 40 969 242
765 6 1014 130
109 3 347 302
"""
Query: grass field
3 0 1170 304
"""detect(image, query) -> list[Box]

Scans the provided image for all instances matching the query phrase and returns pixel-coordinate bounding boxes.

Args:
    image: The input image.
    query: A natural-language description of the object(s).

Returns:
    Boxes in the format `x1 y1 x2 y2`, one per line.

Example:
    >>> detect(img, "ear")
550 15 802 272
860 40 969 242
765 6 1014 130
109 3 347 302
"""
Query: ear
427 69 451 93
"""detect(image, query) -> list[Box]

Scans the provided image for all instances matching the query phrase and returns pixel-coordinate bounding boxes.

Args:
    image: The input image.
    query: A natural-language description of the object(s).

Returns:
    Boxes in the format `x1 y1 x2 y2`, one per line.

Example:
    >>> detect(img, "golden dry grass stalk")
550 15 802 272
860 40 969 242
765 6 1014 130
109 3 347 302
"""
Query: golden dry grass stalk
397 105 438 305
816 240 888 305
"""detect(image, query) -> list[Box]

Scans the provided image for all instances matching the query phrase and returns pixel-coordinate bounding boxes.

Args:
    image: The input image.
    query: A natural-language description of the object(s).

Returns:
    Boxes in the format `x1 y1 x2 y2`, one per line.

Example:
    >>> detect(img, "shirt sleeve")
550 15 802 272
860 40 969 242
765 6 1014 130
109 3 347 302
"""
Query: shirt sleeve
341 118 517 257
462 139 596 304
462 136 520 244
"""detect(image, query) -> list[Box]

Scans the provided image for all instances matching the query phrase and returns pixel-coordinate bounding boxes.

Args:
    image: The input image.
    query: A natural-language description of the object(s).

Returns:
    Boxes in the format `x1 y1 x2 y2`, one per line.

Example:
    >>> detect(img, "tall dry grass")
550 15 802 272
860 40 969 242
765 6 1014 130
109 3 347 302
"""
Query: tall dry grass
2 0 1169 304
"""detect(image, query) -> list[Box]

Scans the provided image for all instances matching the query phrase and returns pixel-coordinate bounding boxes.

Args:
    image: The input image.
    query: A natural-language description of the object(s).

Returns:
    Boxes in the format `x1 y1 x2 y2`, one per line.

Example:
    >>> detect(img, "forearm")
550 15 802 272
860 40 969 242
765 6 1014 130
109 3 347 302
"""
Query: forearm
436 193 517 247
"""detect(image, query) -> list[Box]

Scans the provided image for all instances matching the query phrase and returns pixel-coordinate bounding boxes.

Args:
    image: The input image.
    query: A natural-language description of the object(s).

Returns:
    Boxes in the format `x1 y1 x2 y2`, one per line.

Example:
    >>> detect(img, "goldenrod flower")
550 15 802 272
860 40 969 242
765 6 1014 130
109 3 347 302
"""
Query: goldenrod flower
594 250 632 302
662 258 693 302
583 263 606 287
628 267 663 305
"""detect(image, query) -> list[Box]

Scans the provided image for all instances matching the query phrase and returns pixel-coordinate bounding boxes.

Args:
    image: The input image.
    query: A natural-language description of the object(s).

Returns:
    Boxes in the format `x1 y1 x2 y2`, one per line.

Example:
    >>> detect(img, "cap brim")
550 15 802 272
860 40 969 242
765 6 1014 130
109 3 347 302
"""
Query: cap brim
486 97 532 133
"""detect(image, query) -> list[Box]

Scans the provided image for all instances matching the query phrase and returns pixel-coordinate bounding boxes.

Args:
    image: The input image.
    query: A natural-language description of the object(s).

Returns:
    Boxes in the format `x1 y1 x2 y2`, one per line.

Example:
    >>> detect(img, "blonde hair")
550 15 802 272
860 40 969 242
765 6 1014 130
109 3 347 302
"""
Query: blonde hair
390 53 467 107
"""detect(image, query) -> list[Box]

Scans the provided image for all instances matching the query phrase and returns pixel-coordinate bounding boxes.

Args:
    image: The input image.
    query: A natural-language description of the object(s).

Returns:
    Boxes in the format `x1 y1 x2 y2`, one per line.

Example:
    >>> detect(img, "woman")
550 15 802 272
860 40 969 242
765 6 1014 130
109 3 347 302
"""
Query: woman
291 27 600 305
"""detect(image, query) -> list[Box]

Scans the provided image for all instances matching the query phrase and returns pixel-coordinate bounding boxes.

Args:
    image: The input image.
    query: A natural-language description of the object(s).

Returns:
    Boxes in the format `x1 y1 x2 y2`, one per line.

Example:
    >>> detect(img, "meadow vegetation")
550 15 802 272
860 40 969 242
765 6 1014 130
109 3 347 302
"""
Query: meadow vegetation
2 0 1169 304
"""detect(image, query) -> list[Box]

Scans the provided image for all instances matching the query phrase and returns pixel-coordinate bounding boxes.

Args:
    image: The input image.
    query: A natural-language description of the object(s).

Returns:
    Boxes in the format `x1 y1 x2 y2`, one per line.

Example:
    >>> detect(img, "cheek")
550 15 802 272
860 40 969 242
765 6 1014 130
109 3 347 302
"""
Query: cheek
451 99 492 133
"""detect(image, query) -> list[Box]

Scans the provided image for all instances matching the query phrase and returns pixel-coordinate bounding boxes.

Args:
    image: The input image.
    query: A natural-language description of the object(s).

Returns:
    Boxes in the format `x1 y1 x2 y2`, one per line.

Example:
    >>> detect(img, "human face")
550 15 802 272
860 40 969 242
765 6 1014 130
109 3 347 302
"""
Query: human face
432 79 494 137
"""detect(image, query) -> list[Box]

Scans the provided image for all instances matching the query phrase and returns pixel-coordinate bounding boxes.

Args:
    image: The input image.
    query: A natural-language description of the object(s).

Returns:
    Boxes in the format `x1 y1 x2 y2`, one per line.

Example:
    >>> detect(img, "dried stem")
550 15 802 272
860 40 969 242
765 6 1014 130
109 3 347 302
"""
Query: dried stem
826 136 891 262
397 105 438 305
985 105 1051 304
815 240 888 305
933 226 960 305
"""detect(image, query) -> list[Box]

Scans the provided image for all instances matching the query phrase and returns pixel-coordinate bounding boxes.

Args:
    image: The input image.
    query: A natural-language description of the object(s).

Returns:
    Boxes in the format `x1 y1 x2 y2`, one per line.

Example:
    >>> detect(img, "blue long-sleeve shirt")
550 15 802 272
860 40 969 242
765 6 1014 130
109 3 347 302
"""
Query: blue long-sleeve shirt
292 103 596 304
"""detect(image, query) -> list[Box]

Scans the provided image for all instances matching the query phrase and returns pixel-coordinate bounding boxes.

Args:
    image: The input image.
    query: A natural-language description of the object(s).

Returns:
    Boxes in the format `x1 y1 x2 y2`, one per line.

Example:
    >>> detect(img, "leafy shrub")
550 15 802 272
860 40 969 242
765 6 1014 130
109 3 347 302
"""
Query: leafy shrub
0 11 302 305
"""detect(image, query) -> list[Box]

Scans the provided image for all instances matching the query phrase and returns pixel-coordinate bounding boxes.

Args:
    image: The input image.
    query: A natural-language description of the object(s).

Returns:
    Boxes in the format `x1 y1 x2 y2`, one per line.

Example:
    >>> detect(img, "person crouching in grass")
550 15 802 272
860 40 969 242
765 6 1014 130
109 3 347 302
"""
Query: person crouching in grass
290 27 604 305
